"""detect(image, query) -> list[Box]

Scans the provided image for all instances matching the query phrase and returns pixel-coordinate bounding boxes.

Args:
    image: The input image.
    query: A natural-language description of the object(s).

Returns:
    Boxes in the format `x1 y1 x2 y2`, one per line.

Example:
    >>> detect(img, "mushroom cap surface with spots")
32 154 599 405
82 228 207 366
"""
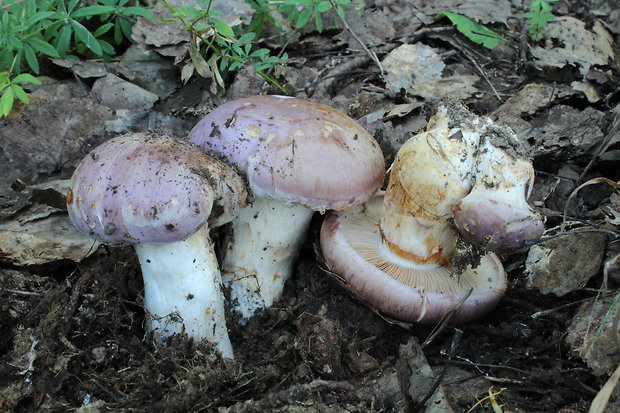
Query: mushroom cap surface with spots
67 133 246 244
188 95 385 210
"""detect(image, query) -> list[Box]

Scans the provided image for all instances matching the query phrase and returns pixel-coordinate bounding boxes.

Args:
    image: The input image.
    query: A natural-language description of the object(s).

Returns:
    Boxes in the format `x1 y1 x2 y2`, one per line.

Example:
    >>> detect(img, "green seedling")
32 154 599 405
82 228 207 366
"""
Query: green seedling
524 0 557 41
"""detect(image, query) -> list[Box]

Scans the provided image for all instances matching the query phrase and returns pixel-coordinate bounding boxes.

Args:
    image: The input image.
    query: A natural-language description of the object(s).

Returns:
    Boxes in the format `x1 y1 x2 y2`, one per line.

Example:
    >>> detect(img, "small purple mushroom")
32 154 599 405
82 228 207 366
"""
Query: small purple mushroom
67 133 247 358
189 95 385 321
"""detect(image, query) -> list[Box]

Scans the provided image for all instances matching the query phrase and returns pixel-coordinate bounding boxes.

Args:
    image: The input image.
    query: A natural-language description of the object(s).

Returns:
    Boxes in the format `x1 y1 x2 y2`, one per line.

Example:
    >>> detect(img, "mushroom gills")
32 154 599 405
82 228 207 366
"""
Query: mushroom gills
340 196 503 295
321 195 506 324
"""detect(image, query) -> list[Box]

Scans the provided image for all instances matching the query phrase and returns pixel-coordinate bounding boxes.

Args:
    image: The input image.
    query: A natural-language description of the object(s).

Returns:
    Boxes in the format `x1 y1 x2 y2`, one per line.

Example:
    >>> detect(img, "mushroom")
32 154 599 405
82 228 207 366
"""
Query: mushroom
320 103 508 324
66 133 247 358
188 95 385 321
452 139 544 251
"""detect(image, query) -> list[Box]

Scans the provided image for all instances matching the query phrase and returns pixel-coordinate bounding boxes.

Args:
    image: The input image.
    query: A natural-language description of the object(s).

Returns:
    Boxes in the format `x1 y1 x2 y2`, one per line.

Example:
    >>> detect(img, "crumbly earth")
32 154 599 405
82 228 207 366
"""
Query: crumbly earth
0 222 613 412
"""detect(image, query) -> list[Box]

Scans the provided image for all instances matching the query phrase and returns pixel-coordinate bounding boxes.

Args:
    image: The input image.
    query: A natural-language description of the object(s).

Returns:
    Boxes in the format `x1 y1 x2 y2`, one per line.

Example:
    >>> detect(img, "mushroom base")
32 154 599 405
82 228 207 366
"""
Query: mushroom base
221 197 314 322
135 226 233 358
320 195 507 324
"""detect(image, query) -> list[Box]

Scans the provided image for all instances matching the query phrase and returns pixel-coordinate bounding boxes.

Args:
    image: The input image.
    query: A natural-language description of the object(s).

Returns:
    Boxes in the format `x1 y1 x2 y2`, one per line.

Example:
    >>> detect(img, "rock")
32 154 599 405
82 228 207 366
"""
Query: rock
525 232 607 296
565 295 620 376
91 74 159 110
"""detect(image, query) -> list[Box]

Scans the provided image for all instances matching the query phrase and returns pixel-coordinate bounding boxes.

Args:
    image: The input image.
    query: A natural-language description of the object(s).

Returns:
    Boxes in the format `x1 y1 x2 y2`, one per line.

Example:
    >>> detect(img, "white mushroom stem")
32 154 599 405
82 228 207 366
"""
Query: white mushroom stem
134 226 233 358
379 105 481 264
221 197 314 321
467 140 535 208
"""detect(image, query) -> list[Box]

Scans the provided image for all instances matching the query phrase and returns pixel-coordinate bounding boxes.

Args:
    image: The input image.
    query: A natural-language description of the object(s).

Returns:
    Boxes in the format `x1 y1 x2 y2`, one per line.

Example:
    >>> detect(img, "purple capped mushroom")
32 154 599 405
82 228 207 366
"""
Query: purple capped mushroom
67 133 247 358
320 103 509 324
189 95 385 321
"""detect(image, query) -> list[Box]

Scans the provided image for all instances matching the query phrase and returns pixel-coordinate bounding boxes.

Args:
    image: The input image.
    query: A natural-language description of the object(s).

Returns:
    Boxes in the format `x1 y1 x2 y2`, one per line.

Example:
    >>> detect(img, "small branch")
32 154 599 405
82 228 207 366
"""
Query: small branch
0 288 44 297
417 329 462 409
326 0 384 75
531 296 599 319
524 228 620 247
421 288 472 349
460 47 502 101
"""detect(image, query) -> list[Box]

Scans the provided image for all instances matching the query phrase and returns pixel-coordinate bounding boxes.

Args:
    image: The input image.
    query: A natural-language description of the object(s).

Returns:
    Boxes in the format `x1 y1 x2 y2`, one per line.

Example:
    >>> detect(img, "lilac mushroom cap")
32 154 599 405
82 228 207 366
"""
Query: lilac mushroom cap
188 95 386 320
189 94 385 209
67 133 247 357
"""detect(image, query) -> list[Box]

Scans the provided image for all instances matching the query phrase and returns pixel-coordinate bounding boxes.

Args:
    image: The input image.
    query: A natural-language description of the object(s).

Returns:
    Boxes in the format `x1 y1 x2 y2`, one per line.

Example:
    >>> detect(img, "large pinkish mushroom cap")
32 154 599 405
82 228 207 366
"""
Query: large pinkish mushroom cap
188 95 385 210
188 95 386 321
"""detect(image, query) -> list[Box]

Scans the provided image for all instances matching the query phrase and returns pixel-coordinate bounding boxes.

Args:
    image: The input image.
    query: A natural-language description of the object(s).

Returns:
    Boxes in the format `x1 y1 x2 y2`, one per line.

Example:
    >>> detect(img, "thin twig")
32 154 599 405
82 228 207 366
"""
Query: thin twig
524 228 620 247
421 288 472 349
303 70 380 91
417 329 462 409
326 0 384 74
0 288 44 297
531 296 598 319
461 48 502 101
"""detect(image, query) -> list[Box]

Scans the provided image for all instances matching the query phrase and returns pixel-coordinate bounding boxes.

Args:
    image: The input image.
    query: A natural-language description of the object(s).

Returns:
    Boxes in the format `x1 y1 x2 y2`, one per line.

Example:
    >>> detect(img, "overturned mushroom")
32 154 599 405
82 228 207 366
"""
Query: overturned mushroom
189 95 385 321
67 133 247 358
320 103 508 324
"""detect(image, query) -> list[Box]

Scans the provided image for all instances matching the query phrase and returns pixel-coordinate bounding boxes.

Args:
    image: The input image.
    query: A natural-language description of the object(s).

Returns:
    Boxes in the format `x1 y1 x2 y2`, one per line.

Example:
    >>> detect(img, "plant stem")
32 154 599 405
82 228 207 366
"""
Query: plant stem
161 0 288 94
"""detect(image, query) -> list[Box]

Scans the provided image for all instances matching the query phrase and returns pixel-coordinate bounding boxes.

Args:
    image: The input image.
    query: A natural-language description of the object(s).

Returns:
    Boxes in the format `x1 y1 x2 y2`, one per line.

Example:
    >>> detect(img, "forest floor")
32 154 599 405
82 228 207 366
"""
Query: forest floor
1 0 620 412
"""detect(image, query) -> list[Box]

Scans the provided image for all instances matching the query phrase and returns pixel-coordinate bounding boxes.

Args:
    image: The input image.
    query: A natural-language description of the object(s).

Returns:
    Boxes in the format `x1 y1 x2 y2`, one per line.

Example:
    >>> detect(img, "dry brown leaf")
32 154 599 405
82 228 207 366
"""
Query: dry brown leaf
382 44 479 99
530 17 614 77
589 363 620 413
0 180 100 266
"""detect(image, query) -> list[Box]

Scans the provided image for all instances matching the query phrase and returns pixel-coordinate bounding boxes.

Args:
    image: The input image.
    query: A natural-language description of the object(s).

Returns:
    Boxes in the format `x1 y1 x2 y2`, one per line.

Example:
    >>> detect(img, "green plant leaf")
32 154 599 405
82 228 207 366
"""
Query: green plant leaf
28 37 60 58
67 0 80 14
118 18 133 42
122 6 154 19
211 56 224 88
437 11 501 49
23 43 40 73
12 73 41 85
98 39 115 56
315 8 323 32
70 19 103 55
295 7 312 29
55 24 73 56
175 6 205 18
71 5 115 18
317 1 332 13
0 86 15 117
93 22 114 37
11 83 29 104
211 17 234 38
24 11 55 28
